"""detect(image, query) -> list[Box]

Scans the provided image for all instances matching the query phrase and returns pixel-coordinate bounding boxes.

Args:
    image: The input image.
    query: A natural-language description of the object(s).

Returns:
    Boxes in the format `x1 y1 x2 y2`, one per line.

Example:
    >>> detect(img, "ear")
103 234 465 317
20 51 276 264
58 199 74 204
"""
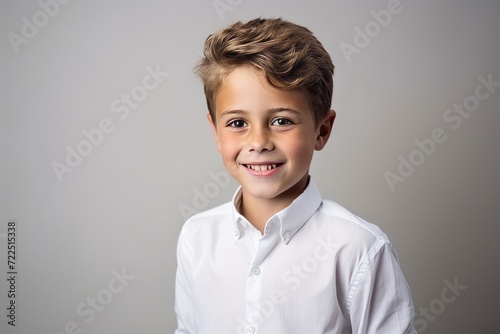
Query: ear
315 110 336 151
207 113 221 152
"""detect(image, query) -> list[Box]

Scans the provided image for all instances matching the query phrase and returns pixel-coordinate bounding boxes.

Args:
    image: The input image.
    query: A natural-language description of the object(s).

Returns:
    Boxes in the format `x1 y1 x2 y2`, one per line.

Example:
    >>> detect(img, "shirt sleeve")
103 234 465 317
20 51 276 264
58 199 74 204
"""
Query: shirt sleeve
174 224 196 334
348 240 417 334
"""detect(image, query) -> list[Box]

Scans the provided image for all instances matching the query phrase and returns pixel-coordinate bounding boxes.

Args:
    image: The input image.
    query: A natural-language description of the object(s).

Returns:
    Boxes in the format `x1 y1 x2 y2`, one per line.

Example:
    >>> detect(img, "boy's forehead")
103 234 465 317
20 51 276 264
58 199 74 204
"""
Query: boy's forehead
214 66 311 117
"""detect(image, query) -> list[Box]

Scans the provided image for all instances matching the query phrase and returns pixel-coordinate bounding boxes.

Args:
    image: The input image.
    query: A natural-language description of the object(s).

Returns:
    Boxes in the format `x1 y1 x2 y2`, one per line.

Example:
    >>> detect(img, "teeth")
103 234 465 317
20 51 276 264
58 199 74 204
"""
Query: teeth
246 164 278 171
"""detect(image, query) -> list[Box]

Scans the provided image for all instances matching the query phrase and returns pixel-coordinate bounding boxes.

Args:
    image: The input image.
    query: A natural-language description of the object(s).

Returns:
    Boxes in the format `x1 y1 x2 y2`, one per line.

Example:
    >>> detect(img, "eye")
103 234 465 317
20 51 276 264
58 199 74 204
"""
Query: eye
227 119 247 128
271 118 293 126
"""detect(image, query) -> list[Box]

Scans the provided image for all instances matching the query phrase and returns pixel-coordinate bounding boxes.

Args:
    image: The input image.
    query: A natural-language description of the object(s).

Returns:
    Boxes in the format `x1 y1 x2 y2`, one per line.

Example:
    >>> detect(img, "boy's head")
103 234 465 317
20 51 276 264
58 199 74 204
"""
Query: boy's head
195 18 336 216
195 17 334 127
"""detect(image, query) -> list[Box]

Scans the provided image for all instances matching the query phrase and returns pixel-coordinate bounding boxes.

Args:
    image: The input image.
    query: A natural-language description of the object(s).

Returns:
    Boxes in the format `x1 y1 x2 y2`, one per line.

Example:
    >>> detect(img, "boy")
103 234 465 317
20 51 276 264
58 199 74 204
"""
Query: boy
175 18 416 333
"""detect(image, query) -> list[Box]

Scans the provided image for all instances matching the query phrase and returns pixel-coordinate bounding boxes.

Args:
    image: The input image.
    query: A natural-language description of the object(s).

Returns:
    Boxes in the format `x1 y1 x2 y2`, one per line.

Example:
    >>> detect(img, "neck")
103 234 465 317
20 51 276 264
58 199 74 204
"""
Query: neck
239 175 309 234
240 197 285 234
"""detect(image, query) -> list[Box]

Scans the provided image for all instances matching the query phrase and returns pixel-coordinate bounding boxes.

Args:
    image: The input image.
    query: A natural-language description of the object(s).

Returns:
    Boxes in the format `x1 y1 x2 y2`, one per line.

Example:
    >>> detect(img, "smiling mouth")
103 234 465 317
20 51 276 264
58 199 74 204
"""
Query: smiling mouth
243 163 283 171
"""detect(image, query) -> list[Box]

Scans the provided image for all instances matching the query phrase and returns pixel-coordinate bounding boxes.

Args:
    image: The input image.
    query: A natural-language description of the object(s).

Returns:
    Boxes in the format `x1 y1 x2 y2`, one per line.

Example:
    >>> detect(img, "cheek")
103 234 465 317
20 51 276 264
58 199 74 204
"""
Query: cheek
218 135 240 160
283 135 315 162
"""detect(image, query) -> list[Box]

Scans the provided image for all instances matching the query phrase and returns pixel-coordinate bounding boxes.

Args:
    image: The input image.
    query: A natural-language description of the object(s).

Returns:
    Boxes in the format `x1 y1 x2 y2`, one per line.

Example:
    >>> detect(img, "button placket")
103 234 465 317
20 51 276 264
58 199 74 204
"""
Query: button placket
244 216 280 333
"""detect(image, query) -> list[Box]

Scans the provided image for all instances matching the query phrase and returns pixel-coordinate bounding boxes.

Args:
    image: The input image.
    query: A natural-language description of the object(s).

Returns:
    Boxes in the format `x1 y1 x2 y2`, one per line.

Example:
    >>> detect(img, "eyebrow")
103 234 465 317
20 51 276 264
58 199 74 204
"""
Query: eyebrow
220 107 302 117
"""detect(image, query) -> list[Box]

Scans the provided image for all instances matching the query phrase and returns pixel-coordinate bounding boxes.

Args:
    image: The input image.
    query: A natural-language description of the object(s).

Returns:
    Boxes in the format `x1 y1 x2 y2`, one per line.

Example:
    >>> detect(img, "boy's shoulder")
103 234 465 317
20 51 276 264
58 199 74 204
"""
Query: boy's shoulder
313 198 391 251
181 200 234 233
319 199 388 238
189 200 233 220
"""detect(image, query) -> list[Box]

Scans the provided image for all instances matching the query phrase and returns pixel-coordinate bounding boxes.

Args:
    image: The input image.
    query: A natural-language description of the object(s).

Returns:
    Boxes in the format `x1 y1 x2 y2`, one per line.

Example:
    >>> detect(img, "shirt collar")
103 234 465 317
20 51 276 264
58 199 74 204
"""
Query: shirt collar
230 177 323 244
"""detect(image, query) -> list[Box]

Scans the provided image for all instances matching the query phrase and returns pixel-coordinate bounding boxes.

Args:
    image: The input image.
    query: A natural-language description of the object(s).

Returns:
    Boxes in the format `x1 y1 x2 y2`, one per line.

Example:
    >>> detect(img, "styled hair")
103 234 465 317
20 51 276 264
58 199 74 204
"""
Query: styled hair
195 18 334 126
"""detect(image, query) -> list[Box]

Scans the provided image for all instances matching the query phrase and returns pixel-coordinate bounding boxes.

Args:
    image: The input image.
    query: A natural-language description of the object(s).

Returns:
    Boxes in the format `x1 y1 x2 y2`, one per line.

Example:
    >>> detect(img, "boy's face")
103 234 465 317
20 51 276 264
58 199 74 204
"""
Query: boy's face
208 65 335 205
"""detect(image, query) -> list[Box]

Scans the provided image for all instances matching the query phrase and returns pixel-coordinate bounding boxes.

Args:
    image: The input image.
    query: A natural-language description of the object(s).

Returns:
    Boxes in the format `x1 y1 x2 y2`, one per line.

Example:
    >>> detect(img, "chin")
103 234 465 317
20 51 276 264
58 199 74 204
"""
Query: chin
244 183 290 199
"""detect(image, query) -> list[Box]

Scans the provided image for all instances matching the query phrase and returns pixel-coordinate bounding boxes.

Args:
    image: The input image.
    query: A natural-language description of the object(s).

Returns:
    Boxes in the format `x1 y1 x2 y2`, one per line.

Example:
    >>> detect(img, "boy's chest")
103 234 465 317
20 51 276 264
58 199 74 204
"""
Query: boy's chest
191 227 353 333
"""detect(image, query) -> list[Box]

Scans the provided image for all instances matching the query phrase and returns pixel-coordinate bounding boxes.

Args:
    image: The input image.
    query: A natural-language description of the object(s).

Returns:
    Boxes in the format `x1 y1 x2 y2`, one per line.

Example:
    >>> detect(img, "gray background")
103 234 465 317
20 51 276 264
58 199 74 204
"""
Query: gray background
1 0 499 333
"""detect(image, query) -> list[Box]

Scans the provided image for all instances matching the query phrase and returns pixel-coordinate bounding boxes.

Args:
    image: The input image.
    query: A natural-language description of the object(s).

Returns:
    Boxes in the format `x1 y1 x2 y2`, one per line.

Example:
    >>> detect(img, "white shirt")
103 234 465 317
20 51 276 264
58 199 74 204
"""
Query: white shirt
175 179 416 333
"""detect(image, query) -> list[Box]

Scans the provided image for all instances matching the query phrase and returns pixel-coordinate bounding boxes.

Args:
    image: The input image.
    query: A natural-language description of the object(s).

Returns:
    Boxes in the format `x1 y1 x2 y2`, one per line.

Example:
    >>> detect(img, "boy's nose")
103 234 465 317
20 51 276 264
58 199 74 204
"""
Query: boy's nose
247 127 274 152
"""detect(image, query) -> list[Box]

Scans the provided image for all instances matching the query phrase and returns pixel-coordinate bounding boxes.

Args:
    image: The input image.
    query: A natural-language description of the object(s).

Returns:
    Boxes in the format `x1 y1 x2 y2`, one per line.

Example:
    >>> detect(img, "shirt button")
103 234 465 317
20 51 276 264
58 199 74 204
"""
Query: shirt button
247 325 255 333
283 231 291 240
252 267 261 276
233 230 240 238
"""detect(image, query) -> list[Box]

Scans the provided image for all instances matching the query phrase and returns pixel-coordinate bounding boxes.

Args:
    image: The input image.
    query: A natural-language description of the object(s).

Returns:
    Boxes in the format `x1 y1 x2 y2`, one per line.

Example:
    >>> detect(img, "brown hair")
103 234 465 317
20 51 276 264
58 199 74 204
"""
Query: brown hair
195 18 334 126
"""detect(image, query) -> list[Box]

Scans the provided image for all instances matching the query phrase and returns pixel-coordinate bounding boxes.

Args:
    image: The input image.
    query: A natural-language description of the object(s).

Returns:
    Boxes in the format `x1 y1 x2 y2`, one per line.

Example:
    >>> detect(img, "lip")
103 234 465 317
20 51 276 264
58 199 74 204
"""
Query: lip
239 161 284 177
